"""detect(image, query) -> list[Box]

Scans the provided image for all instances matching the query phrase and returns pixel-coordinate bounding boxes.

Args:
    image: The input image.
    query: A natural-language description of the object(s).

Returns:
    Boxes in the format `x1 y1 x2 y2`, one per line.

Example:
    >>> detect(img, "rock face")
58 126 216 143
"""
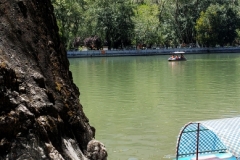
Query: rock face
0 0 103 159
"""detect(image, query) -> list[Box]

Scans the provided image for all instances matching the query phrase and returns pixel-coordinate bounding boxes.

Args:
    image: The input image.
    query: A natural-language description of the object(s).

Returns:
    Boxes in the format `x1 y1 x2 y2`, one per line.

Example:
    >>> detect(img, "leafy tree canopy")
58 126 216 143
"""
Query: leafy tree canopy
51 0 240 49
195 4 240 47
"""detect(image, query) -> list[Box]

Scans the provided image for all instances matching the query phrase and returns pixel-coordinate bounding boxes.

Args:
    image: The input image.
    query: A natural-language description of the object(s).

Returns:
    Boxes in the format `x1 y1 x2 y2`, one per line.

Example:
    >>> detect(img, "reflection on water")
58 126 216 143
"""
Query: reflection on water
69 53 240 160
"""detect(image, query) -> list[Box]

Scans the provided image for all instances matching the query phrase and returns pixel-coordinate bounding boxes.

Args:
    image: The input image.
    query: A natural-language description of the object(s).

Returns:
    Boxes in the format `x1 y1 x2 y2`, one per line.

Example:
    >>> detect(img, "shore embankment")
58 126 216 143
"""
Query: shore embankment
67 47 240 58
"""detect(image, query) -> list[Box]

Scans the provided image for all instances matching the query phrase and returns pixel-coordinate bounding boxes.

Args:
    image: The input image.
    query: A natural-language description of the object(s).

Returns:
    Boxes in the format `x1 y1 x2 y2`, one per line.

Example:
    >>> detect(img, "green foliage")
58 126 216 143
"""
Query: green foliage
94 0 135 49
52 0 86 49
195 4 240 47
169 0 237 44
235 29 240 45
133 3 160 47
158 0 179 47
51 0 240 49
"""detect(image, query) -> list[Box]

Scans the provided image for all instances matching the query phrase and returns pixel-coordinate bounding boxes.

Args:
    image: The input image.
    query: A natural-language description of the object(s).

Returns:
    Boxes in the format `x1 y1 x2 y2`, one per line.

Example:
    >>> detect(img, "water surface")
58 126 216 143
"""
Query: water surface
69 53 240 160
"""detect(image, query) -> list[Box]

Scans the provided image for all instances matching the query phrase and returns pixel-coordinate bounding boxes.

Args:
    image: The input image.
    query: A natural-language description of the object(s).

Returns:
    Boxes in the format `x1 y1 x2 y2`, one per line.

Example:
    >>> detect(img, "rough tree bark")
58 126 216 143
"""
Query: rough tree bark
0 0 106 159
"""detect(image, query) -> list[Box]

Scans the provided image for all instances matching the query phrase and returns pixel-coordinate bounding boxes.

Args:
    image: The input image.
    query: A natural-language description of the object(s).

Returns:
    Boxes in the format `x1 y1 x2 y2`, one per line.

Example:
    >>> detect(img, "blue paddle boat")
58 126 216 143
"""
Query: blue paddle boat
173 117 240 160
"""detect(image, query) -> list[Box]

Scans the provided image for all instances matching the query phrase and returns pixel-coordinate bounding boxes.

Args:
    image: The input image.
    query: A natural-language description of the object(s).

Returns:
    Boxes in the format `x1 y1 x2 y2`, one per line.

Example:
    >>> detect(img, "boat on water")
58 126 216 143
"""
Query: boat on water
168 51 187 61
173 117 240 160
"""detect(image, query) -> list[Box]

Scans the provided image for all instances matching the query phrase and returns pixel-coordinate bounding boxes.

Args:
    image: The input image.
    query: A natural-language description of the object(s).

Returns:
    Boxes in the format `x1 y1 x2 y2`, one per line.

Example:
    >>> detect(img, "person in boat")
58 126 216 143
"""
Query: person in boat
175 55 179 59
171 54 175 59
180 54 185 59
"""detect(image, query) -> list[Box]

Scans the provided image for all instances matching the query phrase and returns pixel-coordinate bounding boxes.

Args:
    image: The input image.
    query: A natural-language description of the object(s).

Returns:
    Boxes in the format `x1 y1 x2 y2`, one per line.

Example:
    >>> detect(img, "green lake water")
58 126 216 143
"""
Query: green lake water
69 53 240 160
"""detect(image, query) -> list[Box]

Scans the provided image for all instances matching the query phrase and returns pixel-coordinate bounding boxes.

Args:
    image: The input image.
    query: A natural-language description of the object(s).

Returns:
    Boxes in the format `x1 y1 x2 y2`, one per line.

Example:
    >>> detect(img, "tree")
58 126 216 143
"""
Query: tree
95 0 135 49
51 0 86 49
133 3 160 48
195 4 240 47
157 0 179 47
51 0 240 49
172 0 237 44
0 0 107 159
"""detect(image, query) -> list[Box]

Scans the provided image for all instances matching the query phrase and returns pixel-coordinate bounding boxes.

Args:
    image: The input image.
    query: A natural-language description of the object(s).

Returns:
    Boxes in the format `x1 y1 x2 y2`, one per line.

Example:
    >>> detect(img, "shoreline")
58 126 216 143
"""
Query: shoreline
67 47 240 58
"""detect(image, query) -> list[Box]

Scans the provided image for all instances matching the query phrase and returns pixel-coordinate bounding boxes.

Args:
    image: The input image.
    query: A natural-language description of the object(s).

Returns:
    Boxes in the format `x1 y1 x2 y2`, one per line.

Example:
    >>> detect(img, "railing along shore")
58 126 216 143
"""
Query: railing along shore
67 47 240 58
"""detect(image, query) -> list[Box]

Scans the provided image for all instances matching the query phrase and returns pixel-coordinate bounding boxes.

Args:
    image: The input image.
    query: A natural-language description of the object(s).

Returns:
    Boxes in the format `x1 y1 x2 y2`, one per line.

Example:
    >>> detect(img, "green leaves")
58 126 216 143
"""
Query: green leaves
51 0 240 49
133 3 160 47
195 4 240 47
52 0 86 48
95 0 135 49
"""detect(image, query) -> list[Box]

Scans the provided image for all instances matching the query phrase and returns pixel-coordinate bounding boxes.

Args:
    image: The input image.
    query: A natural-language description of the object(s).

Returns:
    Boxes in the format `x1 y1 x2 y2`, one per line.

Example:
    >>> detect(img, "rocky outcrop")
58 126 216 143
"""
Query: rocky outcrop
86 140 107 160
0 0 106 159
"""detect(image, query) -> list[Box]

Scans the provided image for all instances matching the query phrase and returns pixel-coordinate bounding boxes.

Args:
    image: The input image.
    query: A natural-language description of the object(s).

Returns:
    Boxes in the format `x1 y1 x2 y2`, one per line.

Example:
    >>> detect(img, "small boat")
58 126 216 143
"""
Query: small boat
173 117 240 160
168 51 187 61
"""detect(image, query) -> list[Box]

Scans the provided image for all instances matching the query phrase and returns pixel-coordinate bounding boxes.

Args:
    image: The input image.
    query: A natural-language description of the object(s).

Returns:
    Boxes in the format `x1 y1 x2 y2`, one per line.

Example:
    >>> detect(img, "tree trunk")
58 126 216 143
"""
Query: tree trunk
0 0 104 159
